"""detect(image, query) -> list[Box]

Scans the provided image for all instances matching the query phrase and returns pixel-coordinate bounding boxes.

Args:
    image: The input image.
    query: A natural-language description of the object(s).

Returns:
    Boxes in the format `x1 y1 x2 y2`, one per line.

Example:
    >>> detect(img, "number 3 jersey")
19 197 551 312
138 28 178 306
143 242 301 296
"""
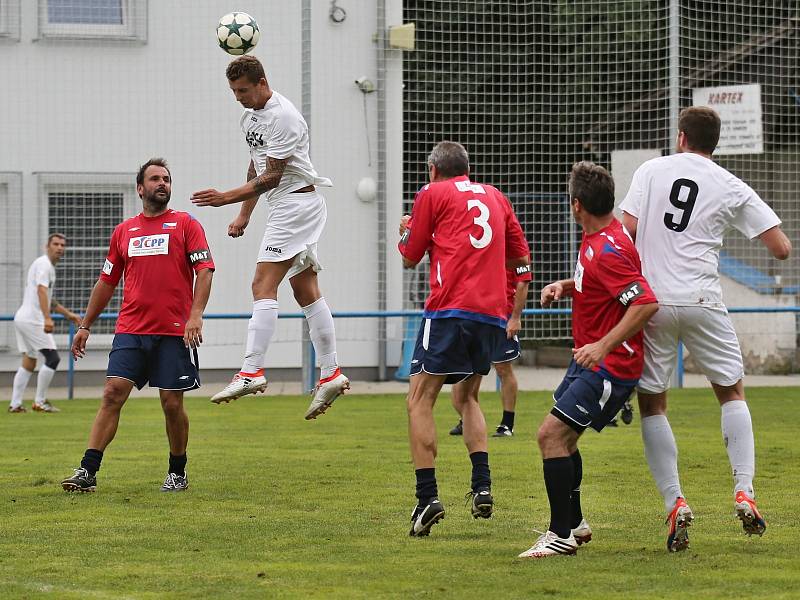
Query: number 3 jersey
619 152 780 306
100 209 215 335
399 175 530 328
572 219 657 382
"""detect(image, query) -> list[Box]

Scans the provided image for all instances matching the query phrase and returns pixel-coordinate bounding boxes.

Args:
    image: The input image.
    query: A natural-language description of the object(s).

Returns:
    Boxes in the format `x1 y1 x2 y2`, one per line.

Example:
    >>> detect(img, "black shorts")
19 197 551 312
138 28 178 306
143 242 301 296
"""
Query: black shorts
409 317 507 384
551 360 635 433
492 334 520 364
107 334 200 391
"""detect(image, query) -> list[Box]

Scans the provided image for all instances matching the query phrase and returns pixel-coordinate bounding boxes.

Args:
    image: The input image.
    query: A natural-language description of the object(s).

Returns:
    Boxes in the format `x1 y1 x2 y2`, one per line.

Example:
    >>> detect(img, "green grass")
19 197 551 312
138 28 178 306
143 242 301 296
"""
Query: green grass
1 387 799 599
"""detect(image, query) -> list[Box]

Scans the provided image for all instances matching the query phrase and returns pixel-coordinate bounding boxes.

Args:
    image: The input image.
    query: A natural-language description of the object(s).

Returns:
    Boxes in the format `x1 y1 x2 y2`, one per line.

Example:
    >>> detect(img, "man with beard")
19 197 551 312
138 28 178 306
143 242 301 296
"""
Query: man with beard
60 158 215 493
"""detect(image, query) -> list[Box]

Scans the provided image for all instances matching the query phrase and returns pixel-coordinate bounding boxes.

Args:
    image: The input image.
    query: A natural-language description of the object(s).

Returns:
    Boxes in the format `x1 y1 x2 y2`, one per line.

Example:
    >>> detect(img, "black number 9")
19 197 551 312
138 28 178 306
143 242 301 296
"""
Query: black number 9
664 178 698 232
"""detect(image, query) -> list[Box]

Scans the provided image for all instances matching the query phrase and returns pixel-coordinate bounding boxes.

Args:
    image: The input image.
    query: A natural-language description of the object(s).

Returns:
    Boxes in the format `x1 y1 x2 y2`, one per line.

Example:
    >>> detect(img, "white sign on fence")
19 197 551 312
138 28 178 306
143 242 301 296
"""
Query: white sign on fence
692 83 763 155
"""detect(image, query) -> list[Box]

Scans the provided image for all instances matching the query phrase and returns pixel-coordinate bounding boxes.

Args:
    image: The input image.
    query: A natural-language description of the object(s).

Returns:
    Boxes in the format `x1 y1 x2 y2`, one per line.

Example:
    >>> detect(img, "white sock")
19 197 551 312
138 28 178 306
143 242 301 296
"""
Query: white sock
302 297 338 379
241 299 279 374
641 415 684 512
11 367 33 408
34 365 56 405
721 400 755 498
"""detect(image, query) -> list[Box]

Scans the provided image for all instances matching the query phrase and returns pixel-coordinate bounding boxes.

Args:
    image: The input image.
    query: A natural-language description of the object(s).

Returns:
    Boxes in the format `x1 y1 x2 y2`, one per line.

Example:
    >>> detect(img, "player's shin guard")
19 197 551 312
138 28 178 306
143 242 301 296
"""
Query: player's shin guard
570 450 584 529
543 457 574 539
34 365 56 406
302 298 338 379
721 400 755 498
641 415 684 512
241 299 278 374
10 367 33 409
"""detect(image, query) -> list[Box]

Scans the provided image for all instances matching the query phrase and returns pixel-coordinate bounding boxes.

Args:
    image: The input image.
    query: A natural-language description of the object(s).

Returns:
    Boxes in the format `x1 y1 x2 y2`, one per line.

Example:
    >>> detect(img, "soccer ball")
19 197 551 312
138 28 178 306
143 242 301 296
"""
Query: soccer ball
217 12 260 55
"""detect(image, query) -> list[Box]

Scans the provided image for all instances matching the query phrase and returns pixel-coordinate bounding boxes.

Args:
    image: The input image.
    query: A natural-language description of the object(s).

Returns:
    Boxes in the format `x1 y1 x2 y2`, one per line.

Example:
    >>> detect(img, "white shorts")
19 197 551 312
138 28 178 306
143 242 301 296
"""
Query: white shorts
14 319 57 358
257 190 327 279
638 304 744 393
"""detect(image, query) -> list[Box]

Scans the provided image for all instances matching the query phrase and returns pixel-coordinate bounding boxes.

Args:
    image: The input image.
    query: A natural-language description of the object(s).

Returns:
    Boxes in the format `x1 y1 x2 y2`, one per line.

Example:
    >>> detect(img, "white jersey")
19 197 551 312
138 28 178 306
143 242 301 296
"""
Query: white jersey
619 152 780 305
14 255 55 324
240 90 332 202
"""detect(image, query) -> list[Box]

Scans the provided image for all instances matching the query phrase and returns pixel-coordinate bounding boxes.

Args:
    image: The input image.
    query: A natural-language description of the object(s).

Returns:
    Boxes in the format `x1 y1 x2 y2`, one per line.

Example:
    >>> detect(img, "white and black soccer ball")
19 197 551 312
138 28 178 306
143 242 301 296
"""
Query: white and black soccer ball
217 12 260 55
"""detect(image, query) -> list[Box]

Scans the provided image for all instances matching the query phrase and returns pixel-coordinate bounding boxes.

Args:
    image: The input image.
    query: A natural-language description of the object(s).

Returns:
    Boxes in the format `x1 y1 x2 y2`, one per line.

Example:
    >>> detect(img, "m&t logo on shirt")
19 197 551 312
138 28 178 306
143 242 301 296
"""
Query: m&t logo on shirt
128 234 170 257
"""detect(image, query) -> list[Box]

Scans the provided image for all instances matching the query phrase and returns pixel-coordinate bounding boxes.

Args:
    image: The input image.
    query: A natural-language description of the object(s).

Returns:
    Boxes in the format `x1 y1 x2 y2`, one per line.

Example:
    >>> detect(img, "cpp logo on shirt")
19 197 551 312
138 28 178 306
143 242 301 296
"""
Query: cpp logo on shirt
128 234 170 257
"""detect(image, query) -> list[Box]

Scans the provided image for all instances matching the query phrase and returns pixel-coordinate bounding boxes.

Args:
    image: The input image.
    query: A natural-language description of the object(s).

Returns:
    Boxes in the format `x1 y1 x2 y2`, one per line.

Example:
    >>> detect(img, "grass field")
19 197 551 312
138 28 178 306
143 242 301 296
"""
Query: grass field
1 387 799 599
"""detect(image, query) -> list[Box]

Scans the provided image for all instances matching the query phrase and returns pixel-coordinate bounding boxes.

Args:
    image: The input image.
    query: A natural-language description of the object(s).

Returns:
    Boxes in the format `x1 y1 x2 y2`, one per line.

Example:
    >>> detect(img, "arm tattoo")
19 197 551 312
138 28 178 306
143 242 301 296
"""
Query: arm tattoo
247 160 257 182
250 157 288 195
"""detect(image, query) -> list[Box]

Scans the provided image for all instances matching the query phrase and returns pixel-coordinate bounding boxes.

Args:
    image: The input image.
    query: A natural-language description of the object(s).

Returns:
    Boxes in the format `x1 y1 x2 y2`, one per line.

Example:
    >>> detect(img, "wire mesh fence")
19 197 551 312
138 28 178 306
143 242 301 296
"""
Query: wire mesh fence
1 1 797 376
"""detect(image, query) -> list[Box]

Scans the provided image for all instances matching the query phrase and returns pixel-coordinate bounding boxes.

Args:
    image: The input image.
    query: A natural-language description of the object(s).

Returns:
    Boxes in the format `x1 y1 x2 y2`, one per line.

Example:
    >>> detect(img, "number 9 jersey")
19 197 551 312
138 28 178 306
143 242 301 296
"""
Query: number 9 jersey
399 175 530 328
619 152 780 306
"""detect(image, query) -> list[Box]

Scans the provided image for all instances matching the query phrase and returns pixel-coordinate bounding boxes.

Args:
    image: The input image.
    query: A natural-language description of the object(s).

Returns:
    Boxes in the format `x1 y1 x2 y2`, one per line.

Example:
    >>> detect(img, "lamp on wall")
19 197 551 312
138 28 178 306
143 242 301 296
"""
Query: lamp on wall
356 177 377 203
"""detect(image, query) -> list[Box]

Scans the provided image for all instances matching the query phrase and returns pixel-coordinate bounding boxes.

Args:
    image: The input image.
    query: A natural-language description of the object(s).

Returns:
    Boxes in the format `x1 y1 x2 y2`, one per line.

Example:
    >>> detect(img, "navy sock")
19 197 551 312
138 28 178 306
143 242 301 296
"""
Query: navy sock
543 457 574 539
80 448 103 476
470 451 491 492
415 468 438 505
169 453 187 477
501 410 515 430
570 450 584 528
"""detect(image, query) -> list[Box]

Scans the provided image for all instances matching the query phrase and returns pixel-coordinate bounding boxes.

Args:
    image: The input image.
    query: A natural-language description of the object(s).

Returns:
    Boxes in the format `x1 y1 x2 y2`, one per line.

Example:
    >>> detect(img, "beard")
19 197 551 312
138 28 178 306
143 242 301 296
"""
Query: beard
144 188 171 207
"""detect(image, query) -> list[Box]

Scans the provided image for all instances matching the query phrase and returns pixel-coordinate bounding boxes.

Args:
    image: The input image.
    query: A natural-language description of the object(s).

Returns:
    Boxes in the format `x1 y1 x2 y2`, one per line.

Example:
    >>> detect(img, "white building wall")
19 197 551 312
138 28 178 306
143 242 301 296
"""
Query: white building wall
0 1 405 374
720 276 796 367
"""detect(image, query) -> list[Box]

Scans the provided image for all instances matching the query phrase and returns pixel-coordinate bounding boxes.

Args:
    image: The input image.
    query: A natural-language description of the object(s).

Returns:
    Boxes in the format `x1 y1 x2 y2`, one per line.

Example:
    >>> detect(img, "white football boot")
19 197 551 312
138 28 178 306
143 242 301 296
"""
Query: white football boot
210 369 268 404
571 519 593 545
518 530 578 558
304 368 349 420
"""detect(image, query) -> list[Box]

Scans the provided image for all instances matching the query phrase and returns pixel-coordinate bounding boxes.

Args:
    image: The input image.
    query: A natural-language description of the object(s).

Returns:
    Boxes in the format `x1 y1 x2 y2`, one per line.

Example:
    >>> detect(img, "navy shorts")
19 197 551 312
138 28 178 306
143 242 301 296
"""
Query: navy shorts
409 317 507 384
492 335 520 364
551 360 636 433
107 334 200 391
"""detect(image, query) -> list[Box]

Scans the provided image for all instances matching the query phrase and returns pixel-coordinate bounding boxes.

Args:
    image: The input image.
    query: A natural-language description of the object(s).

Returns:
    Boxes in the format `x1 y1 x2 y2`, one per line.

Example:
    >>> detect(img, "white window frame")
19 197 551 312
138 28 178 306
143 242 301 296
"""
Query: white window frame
0 172 23 350
36 172 138 347
0 0 20 41
38 0 146 41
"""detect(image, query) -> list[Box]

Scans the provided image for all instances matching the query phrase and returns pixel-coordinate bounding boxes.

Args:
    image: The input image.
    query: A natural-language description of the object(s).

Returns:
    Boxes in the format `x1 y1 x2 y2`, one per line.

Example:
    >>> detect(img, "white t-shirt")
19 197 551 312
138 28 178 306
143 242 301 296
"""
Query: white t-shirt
240 90 332 202
14 255 55 324
619 152 781 305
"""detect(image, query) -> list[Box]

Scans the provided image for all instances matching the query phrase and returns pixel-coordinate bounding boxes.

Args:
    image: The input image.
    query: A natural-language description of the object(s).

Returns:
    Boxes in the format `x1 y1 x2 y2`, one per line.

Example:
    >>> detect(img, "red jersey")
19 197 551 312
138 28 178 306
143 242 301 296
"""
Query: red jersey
100 209 215 335
399 176 529 327
572 219 657 382
505 266 533 316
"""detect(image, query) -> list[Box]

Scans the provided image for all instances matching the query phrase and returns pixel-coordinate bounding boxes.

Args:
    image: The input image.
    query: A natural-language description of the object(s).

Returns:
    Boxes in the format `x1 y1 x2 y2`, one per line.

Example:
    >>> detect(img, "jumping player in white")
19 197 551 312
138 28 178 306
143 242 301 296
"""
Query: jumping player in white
620 106 792 551
191 56 349 419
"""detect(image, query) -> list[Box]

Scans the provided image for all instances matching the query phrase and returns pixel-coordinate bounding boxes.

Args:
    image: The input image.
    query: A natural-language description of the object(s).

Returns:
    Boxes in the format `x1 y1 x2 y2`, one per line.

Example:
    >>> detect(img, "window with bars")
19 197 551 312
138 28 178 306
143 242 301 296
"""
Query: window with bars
42 178 134 335
38 0 146 41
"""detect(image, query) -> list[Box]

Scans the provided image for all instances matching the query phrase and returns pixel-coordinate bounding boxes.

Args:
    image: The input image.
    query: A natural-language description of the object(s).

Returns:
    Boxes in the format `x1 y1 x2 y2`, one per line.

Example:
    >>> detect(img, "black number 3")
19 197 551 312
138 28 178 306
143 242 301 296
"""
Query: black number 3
663 178 698 232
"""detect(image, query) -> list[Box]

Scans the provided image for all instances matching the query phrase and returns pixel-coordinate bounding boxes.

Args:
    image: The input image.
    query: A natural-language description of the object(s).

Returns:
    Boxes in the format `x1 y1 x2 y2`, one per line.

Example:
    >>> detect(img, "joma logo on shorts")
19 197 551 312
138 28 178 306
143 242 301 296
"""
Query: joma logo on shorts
265 246 282 254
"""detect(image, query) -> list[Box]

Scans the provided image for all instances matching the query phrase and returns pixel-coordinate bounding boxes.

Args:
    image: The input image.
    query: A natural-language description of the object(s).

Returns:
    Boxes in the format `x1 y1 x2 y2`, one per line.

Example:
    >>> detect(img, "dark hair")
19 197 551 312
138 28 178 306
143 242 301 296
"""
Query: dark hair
569 161 615 216
47 233 66 244
226 55 266 84
678 106 720 154
136 158 171 185
427 141 469 178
